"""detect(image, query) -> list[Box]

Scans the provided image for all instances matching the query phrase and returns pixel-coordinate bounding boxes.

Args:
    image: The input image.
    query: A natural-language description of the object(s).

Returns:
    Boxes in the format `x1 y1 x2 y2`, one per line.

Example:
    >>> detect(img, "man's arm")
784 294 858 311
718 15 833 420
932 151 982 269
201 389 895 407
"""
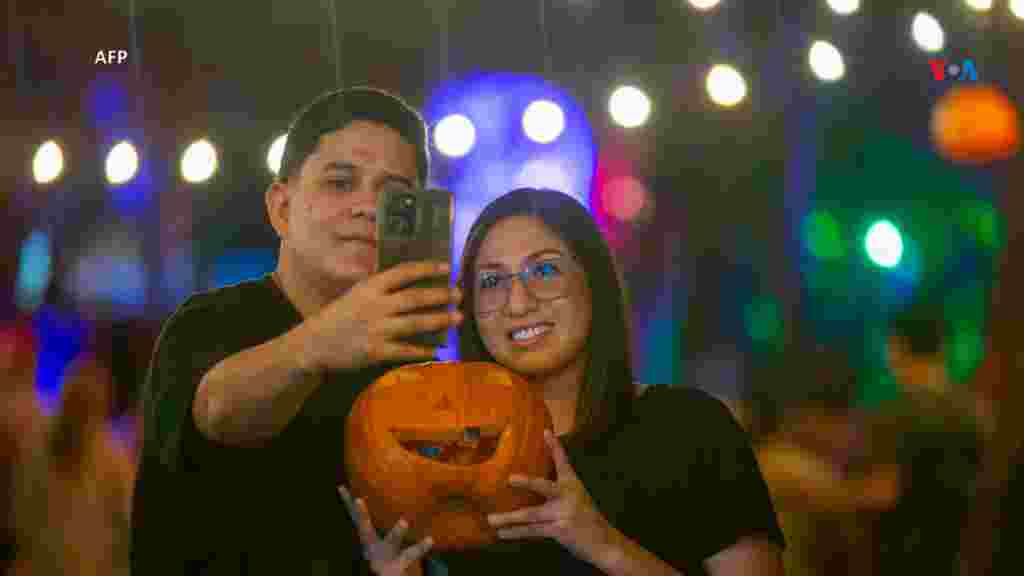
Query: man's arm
194 261 460 447
192 322 323 446
755 439 901 512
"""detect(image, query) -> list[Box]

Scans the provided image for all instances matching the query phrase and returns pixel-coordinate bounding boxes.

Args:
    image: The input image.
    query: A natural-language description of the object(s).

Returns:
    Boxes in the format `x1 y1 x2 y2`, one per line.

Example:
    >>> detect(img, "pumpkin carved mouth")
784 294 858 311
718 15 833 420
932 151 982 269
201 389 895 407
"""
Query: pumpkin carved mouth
393 424 505 466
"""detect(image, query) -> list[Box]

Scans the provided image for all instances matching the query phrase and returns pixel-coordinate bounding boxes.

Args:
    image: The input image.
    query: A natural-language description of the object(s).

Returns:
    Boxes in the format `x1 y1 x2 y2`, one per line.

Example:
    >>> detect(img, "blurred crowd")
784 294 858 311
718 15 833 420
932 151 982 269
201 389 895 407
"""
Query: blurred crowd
0 310 150 576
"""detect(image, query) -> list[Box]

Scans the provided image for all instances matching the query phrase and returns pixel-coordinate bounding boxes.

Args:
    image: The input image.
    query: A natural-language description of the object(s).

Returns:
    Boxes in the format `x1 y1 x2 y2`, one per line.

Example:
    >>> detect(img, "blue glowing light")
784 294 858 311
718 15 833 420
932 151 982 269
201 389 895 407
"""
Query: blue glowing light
32 306 90 414
210 248 277 289
15 230 52 312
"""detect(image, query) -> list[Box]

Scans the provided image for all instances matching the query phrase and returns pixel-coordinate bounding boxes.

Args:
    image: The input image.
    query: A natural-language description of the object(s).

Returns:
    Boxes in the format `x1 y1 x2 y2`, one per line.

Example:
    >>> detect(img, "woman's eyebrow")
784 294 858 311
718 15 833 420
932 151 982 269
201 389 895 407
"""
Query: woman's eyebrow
476 249 564 271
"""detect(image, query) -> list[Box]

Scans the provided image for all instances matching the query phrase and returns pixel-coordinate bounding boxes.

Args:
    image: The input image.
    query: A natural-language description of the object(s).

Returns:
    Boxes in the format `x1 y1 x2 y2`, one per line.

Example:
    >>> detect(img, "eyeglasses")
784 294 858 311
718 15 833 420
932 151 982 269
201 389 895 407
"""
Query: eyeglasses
473 256 576 315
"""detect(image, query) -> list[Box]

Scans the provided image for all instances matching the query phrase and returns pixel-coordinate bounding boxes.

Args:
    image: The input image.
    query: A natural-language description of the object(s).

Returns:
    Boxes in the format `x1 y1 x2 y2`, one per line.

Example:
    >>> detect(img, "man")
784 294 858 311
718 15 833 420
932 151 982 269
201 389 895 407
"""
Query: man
869 299 982 576
131 87 462 575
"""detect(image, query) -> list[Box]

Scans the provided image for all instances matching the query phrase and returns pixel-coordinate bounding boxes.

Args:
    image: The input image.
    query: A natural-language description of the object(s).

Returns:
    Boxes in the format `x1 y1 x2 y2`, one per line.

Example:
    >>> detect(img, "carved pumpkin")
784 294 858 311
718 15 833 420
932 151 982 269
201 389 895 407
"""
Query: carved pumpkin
344 361 554 550
931 84 1020 165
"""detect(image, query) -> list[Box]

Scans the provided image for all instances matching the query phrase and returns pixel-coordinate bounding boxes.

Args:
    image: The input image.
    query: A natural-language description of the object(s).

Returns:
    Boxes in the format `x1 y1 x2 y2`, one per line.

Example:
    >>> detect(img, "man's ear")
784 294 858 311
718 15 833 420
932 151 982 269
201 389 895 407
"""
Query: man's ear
266 180 290 239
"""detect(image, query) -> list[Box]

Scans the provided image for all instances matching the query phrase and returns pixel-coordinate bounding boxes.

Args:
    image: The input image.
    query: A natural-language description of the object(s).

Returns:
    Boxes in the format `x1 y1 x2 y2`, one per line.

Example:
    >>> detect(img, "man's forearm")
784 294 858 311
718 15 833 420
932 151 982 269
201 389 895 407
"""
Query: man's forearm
192 323 323 445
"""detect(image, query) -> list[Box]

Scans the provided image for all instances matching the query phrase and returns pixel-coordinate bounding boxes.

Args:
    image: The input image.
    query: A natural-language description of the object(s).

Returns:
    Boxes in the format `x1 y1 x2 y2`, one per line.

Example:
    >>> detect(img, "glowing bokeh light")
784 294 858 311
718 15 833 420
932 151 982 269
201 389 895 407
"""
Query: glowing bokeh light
601 176 648 222
181 139 218 183
105 141 139 185
912 12 945 53
804 210 845 260
434 114 477 158
33 140 64 184
827 0 860 15
964 0 993 12
706 64 747 108
522 100 565 144
267 133 287 176
809 40 845 82
608 85 651 128
865 220 905 268
687 0 721 11
515 159 580 201
15 230 52 312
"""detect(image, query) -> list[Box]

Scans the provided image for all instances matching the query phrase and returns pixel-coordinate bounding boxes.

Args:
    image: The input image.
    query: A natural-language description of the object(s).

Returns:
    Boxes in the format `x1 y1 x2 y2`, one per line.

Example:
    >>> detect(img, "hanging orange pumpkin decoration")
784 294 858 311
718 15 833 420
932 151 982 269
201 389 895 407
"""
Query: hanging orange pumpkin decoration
344 361 554 550
931 84 1020 165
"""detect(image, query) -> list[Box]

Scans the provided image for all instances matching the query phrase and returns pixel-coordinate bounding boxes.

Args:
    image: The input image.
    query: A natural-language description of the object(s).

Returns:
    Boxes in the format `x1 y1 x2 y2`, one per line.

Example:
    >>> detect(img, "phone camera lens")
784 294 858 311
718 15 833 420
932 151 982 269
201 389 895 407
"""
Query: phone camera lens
388 215 413 236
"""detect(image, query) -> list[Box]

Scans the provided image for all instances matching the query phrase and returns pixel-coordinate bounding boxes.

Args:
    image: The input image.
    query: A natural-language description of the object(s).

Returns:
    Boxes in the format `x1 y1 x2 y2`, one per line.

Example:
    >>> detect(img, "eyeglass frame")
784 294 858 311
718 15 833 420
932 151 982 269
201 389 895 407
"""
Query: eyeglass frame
468 254 580 315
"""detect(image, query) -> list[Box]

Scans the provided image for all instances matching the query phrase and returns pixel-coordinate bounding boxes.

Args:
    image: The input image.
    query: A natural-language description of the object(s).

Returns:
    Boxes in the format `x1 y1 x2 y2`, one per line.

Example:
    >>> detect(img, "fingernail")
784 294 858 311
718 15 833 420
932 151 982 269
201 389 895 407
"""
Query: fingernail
425 537 434 547
487 514 497 524
544 429 553 440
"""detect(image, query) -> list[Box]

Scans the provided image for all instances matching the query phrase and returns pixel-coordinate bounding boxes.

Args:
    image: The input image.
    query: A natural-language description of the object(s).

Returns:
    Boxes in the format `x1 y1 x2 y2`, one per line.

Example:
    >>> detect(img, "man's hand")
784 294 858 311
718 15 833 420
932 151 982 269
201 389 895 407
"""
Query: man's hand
299 261 462 373
339 486 433 576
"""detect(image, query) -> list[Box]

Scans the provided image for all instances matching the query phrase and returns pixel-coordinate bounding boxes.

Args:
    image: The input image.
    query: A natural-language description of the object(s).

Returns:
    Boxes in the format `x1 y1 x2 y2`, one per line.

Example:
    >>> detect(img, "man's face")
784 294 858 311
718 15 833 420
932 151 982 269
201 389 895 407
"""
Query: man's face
888 336 946 393
269 120 419 287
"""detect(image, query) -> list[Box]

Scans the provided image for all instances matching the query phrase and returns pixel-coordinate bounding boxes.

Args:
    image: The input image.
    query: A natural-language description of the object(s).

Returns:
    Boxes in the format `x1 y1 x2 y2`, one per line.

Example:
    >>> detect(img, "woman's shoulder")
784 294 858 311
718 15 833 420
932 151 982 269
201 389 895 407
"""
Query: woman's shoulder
634 383 736 416
629 384 747 439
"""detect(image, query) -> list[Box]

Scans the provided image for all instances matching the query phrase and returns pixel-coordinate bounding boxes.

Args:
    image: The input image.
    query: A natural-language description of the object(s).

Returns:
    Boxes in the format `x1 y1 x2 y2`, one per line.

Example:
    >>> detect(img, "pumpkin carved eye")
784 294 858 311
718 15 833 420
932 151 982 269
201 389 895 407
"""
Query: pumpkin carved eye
393 424 505 465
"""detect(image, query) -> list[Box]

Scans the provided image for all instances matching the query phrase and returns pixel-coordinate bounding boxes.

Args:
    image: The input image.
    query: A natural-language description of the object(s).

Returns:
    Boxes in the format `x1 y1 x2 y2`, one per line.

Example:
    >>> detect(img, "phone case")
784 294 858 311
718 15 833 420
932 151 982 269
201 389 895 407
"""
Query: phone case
377 186 453 347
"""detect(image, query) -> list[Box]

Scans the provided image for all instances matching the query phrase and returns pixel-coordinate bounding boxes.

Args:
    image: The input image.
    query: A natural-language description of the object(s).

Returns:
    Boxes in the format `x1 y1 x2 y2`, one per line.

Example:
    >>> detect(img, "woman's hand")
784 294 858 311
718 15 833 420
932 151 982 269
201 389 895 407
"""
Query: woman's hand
486 430 620 567
338 485 433 576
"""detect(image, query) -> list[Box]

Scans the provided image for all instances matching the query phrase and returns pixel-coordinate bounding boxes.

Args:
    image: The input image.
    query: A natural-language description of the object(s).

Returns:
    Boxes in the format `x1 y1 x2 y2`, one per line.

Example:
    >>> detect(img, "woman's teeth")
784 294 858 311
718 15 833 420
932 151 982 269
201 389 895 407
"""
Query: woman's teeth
511 324 552 341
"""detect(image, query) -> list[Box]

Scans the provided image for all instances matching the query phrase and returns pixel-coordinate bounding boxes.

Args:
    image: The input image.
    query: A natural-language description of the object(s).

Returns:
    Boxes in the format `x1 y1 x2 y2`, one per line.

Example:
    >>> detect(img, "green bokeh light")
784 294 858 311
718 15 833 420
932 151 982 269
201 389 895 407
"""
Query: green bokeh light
805 210 845 260
745 295 783 346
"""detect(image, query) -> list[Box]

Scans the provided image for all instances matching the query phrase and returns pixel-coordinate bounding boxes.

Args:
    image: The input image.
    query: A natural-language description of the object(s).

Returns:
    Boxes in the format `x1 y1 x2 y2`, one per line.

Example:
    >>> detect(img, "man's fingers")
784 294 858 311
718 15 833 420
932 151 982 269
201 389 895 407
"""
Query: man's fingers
371 261 451 292
386 286 462 315
378 342 441 362
383 311 463 339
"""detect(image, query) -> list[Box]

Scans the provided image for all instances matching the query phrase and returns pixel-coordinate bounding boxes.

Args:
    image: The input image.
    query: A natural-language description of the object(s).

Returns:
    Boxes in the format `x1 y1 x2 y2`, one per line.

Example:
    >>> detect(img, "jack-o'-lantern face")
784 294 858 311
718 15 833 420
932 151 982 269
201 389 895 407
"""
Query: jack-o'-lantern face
344 361 554 550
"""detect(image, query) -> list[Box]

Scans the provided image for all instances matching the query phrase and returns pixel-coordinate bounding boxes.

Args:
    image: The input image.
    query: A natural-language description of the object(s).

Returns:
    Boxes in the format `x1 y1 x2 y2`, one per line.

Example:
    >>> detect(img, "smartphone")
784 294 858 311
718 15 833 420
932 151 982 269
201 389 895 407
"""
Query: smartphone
377 184 453 348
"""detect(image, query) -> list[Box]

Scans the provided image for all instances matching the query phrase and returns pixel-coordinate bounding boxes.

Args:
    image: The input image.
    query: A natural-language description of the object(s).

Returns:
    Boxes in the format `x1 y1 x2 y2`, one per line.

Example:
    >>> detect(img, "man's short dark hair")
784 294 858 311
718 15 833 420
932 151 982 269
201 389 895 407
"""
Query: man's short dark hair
277 86 430 184
890 299 945 357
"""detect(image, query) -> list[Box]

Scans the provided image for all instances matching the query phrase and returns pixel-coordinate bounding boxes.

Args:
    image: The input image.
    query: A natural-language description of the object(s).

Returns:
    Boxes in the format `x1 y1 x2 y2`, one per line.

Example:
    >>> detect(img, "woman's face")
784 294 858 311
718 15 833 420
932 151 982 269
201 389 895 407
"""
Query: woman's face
471 216 592 379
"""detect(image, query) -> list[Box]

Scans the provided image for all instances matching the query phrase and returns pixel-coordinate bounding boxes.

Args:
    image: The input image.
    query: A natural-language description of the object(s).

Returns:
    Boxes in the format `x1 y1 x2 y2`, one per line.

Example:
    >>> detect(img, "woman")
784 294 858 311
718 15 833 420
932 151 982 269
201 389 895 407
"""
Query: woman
342 188 785 575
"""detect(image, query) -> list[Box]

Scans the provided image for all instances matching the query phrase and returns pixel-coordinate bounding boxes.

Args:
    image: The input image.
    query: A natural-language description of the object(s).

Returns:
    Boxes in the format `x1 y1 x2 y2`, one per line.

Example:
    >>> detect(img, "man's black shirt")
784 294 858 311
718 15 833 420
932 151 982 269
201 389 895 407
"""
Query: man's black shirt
131 275 397 574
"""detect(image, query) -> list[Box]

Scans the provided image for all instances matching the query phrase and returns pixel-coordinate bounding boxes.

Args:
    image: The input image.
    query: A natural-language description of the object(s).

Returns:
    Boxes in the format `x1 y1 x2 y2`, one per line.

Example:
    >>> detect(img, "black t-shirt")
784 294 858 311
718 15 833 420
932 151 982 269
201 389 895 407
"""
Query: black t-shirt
991 447 1024 576
131 275 400 575
429 386 786 576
